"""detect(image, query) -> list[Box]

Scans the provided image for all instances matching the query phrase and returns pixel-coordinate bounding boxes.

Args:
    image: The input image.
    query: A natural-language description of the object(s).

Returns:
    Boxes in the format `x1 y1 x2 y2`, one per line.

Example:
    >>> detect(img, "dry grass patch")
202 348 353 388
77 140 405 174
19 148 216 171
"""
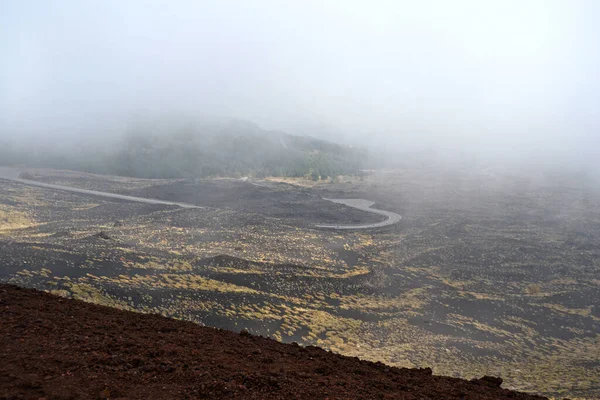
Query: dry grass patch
0 207 35 233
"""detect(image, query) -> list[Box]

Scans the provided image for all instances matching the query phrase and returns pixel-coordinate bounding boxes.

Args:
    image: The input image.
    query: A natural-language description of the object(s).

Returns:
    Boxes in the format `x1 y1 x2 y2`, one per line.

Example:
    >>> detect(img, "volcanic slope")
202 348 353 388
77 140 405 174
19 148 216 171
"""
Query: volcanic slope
0 284 548 400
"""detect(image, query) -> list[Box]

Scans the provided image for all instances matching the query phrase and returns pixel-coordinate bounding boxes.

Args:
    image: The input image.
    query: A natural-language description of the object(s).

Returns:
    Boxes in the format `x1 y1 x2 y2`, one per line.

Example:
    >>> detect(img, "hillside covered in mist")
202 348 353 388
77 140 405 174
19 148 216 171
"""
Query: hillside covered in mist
1 119 367 180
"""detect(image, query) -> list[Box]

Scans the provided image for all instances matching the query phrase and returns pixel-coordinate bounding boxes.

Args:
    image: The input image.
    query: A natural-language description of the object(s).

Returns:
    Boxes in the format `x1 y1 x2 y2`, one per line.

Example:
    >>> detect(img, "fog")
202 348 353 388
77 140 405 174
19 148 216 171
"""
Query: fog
1 0 599 171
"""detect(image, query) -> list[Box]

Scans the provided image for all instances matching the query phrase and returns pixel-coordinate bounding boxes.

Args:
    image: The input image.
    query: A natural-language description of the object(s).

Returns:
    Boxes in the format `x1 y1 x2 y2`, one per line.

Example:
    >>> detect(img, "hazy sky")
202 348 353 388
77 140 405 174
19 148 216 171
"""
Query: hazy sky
1 0 599 161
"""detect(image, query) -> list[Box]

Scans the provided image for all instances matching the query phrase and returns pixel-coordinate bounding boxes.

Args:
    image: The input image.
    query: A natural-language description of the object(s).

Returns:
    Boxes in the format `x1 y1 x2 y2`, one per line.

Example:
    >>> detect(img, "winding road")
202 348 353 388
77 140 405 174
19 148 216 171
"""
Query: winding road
0 167 401 229
316 198 402 229
0 167 199 209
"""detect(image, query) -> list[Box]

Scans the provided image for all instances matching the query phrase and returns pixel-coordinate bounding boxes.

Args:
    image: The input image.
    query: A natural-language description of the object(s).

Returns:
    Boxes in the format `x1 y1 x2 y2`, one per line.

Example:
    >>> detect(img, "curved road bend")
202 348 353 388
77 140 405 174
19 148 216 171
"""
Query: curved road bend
316 198 402 230
0 167 199 209
0 168 401 228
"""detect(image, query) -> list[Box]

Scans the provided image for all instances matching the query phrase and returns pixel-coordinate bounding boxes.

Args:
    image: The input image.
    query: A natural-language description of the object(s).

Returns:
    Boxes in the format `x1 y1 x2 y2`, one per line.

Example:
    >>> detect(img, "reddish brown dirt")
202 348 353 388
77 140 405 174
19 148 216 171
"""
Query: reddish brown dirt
0 284 548 400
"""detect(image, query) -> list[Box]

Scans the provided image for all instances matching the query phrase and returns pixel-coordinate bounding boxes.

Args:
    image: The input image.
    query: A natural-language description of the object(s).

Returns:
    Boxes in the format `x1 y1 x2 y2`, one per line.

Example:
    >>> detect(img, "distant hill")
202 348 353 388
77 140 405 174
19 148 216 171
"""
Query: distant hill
1 118 367 180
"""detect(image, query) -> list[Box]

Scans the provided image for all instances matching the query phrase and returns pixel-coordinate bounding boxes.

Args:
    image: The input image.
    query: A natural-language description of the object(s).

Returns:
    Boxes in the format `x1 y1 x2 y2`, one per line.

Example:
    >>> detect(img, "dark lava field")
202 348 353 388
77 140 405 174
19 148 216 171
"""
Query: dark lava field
1 167 599 398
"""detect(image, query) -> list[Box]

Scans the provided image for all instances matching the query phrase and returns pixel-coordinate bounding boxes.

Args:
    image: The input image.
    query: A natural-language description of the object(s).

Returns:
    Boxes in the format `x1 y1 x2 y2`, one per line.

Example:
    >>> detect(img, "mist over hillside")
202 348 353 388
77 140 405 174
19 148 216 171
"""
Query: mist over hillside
2 1 599 175
0 118 366 179
2 2 600 397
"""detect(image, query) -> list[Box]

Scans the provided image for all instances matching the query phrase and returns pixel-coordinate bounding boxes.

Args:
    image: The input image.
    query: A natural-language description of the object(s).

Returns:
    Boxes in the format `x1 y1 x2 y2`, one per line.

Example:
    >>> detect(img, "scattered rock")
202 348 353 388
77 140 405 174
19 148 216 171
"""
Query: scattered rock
472 375 503 388
92 231 112 240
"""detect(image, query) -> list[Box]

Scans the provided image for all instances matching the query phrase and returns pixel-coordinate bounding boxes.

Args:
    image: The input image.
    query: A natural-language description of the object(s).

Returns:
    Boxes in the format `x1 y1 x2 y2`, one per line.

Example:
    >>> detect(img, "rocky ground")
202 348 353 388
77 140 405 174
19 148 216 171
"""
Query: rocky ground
0 284 549 400
1 167 599 398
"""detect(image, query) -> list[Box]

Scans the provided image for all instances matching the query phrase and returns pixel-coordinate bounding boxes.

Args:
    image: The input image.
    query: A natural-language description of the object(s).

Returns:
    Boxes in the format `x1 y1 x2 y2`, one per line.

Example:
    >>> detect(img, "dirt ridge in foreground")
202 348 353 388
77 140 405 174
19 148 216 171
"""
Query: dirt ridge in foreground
0 284 548 400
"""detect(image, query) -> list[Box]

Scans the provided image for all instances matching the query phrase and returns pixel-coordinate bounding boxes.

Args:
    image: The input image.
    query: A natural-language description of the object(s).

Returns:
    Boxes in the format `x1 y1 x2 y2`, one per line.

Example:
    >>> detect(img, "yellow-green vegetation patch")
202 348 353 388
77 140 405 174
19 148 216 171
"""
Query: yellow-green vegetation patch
123 258 194 272
101 273 262 295
0 206 35 233
540 303 597 319
337 288 427 314
61 282 134 310
71 203 100 211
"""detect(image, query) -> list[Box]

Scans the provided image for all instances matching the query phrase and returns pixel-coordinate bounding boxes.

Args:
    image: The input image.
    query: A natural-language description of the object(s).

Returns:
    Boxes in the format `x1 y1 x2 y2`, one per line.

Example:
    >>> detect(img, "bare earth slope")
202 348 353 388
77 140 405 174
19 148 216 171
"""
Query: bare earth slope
0 284 547 400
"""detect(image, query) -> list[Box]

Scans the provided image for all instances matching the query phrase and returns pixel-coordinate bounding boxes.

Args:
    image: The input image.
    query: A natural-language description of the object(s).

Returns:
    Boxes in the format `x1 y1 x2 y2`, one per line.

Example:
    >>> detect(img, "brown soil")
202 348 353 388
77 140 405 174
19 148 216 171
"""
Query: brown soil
0 285 549 400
